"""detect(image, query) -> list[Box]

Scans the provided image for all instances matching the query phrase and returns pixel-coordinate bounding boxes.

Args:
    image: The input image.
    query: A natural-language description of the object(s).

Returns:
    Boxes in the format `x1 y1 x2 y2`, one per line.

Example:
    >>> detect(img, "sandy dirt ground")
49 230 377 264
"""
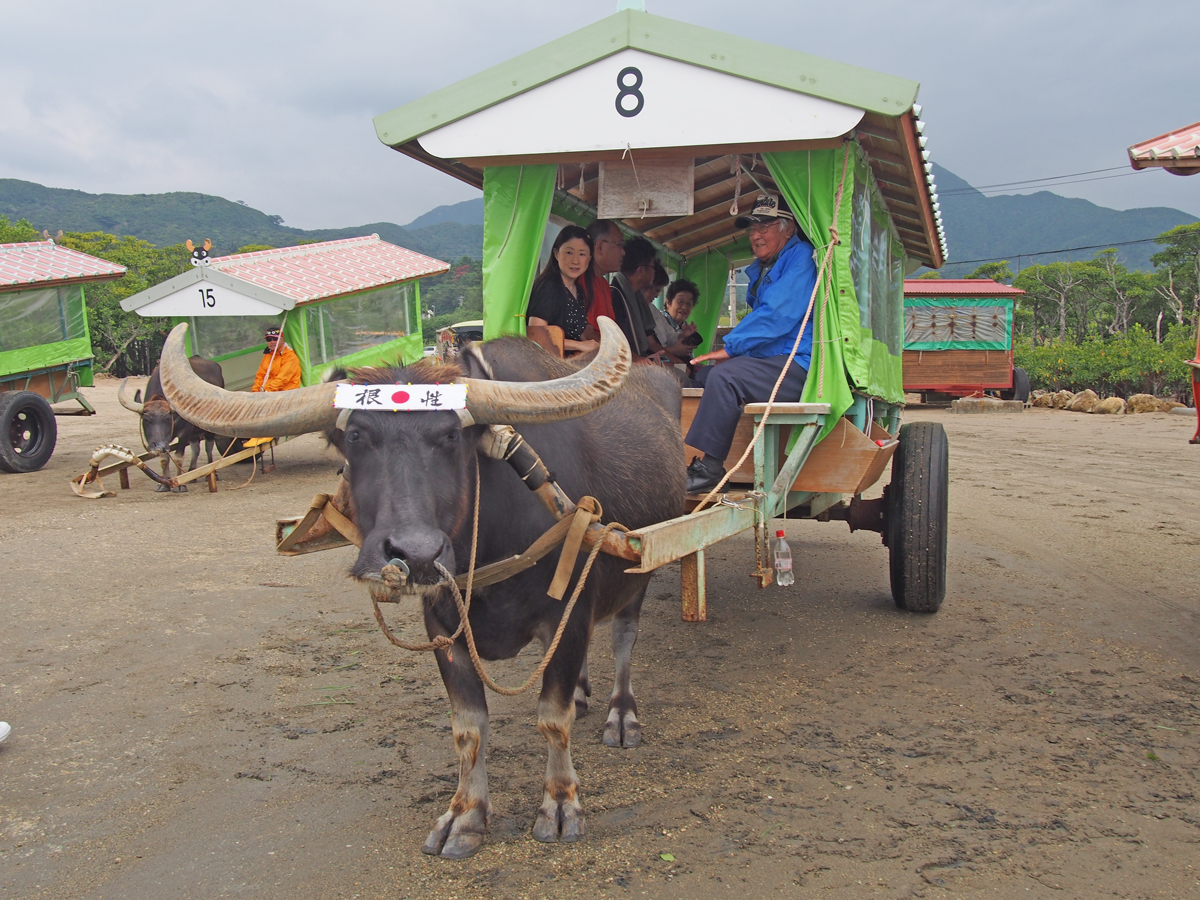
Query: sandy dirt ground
1 378 1198 900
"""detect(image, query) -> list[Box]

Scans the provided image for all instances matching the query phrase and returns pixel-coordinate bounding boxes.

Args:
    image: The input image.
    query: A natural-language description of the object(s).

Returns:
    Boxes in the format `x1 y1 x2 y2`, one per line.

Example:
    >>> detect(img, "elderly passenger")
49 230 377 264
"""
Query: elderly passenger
650 279 701 363
684 193 818 494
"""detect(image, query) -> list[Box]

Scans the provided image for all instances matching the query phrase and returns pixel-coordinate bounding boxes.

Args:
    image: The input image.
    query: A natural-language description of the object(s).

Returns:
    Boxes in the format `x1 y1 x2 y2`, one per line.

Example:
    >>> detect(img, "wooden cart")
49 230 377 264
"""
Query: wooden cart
0 240 125 473
278 6 952 613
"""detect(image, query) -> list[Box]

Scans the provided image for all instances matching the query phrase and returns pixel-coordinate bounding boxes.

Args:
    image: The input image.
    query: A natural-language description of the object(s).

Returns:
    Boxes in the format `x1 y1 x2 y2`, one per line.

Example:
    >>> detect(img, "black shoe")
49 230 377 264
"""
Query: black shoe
685 456 726 494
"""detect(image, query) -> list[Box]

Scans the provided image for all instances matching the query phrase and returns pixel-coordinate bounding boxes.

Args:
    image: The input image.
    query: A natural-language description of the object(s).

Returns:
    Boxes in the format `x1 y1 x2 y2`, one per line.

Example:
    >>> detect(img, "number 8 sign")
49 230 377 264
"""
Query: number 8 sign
615 66 644 118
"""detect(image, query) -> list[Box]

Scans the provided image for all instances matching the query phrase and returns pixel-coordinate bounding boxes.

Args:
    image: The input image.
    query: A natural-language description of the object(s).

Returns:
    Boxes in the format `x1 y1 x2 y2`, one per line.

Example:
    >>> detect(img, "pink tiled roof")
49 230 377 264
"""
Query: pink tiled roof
1129 122 1200 172
904 279 1024 297
209 235 449 304
0 240 127 290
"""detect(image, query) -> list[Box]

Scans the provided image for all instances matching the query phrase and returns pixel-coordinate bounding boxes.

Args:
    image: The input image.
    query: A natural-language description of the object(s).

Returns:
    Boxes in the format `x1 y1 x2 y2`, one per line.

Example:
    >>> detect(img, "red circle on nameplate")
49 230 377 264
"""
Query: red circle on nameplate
392 390 410 404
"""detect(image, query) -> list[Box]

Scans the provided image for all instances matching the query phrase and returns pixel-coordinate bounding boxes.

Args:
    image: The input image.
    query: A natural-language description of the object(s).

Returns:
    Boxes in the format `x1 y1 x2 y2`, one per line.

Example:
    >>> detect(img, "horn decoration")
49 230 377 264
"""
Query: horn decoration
117 378 144 414
157 318 631 437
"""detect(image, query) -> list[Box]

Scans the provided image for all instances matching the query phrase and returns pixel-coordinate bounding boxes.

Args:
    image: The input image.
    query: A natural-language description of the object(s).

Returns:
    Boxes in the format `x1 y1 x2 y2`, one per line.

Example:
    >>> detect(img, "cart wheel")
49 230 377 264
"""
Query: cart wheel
0 391 58 474
886 422 948 613
1000 367 1030 402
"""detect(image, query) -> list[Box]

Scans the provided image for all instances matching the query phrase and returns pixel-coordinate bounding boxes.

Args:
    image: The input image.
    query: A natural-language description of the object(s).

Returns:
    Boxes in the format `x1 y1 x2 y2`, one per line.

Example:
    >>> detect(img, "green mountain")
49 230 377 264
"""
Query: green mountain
4 169 1195 276
0 178 483 262
403 197 483 230
932 164 1197 276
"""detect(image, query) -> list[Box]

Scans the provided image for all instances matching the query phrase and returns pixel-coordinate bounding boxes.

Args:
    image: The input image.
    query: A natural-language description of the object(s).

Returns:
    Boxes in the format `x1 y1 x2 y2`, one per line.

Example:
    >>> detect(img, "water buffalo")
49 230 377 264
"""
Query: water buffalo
118 356 225 491
157 318 684 858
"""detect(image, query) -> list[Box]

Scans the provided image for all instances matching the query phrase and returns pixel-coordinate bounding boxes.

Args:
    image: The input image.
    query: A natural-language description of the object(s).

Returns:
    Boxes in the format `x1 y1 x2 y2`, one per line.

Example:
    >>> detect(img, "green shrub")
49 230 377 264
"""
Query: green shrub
1015 324 1196 402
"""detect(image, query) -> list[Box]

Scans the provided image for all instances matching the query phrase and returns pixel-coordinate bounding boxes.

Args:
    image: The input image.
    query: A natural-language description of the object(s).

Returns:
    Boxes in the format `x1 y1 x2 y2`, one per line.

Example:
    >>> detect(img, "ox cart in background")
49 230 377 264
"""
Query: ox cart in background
902 278 1029 403
78 237 451 495
0 240 126 473
277 7 952 613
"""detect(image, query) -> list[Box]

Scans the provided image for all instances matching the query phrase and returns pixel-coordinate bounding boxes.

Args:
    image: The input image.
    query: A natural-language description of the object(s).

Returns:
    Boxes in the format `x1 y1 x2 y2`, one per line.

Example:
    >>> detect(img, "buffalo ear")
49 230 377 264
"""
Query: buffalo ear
323 425 346 455
134 389 143 404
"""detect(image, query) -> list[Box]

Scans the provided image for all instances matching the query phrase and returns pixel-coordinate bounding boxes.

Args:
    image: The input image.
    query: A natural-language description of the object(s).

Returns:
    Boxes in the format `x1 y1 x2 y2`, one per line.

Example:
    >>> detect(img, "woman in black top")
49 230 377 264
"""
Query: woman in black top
526 225 599 355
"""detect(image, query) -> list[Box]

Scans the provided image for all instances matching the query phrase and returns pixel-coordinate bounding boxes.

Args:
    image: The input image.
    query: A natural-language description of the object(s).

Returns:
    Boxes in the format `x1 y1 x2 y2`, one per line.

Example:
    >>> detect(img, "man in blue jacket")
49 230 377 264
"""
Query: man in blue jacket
685 192 818 493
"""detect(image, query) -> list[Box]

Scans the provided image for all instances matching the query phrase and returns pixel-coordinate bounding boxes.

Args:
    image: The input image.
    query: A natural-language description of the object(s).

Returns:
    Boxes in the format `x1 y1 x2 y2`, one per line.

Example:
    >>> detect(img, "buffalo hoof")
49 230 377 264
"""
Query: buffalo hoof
421 806 487 859
603 709 641 749
574 678 592 718
176 485 189 493
533 801 586 843
155 484 170 493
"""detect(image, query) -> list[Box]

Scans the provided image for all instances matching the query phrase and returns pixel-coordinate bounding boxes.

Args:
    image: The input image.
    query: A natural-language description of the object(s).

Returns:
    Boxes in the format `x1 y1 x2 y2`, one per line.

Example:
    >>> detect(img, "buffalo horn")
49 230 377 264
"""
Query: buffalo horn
116 378 144 414
158 324 339 437
459 316 631 425
157 316 631 437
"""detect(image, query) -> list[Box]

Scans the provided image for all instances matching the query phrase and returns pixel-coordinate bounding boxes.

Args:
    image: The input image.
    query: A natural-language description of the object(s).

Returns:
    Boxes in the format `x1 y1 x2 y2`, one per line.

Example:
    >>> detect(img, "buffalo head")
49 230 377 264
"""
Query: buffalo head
117 379 174 453
155 318 632 586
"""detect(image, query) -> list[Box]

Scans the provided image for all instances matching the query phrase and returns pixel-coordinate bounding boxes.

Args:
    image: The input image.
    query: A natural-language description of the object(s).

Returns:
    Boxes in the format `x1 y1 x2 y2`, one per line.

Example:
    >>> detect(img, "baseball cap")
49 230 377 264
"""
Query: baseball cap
265 328 281 339
734 192 795 230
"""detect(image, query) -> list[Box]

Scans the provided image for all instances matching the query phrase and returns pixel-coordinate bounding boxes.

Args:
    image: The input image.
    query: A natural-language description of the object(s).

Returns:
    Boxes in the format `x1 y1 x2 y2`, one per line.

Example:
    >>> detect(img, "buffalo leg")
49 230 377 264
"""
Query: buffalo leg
533 621 589 843
573 654 592 718
156 455 170 492
603 592 645 749
204 435 218 479
423 627 491 859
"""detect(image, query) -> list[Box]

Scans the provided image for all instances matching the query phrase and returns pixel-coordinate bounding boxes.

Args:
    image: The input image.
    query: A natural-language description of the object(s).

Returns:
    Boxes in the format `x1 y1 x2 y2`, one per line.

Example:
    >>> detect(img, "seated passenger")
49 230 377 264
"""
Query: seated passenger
584 219 621 336
253 328 302 392
650 279 701 364
609 237 659 359
684 193 817 494
525 225 599 356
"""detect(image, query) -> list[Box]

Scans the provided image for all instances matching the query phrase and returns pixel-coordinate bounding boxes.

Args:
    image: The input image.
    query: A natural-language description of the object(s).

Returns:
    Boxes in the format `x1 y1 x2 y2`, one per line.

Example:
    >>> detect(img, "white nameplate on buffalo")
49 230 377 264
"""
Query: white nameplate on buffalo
333 383 467 411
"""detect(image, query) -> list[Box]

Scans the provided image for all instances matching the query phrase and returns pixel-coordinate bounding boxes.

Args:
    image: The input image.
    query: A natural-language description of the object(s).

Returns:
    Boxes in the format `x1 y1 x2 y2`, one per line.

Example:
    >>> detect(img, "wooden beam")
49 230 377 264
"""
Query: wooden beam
854 124 903 146
456 137 845 170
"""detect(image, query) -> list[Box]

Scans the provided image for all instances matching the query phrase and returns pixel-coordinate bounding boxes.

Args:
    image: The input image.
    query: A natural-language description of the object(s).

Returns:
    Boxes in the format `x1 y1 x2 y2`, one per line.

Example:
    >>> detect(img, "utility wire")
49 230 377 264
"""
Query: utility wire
941 171 1140 196
945 236 1165 267
941 165 1129 192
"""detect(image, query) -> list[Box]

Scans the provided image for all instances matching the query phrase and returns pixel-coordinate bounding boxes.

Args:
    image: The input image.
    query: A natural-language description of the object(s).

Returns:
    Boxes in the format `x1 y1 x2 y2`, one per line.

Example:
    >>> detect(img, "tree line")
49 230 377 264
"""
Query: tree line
921 223 1200 401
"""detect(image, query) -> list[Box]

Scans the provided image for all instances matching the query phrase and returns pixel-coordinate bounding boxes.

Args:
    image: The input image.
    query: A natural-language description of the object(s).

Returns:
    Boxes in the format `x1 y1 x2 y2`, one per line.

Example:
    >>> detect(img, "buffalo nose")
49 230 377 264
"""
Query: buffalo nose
382 532 452 582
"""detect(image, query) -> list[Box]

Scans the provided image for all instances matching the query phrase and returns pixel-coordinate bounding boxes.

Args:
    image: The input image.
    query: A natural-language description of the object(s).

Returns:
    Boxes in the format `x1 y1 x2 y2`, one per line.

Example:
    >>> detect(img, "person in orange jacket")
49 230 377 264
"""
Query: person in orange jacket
253 327 302 393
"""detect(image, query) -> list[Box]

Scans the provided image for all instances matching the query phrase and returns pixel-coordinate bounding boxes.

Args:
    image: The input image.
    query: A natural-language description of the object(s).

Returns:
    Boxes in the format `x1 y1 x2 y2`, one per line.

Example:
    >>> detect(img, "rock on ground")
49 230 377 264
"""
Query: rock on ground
1126 394 1161 413
1051 389 1076 409
1031 393 1056 408
1093 396 1126 415
1068 389 1100 413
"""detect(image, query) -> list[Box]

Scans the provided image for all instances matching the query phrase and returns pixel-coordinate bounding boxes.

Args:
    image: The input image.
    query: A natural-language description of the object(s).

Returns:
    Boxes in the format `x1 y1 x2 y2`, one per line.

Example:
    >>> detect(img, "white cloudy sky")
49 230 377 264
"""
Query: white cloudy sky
2 0 1197 230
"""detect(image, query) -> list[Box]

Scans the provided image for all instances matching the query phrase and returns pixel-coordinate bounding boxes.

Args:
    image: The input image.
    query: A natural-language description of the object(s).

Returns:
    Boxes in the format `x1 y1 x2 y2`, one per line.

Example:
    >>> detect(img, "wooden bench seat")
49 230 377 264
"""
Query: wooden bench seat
681 388 895 495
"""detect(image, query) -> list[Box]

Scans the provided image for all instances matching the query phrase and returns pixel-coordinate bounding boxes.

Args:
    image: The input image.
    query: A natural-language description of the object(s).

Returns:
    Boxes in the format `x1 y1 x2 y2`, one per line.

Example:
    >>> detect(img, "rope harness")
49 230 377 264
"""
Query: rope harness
314 426 631 697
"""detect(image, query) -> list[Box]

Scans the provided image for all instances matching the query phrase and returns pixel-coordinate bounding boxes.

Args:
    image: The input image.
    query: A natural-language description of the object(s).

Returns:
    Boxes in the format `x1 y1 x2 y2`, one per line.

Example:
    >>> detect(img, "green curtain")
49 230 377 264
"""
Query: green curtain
0 337 94 380
481 164 557 340
763 148 856 439
681 244 745 356
903 298 1012 351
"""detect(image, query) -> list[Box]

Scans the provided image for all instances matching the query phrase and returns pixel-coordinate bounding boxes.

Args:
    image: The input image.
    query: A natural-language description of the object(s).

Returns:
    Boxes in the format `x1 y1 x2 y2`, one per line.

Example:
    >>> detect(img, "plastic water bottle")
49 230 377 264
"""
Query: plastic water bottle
771 530 794 587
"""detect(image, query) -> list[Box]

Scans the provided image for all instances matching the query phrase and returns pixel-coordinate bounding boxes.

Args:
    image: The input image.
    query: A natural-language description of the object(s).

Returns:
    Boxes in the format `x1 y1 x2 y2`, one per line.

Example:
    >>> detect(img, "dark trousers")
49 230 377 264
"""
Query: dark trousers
685 355 808 460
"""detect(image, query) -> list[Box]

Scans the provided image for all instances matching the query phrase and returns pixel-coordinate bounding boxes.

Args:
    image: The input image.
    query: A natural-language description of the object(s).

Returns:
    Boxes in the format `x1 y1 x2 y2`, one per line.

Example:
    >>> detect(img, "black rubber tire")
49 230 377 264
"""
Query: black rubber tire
1000 367 1031 402
886 422 949 613
0 391 58 473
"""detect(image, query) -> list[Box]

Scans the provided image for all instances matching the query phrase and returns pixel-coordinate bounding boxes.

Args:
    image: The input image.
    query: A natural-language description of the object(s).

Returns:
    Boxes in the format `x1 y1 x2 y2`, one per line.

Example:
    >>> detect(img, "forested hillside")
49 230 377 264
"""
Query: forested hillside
3 171 1195 275
934 164 1197 276
0 179 482 262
